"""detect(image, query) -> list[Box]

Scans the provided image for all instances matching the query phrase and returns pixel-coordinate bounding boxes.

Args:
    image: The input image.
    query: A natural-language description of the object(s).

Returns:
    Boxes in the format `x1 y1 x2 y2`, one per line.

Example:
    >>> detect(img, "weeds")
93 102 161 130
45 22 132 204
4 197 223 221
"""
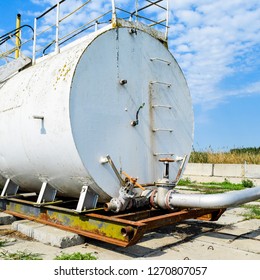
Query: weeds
242 179 254 188
0 250 98 260
189 151 209 163
177 178 192 186
0 250 43 260
54 252 97 260
243 205 260 219
0 239 7 247
201 179 245 191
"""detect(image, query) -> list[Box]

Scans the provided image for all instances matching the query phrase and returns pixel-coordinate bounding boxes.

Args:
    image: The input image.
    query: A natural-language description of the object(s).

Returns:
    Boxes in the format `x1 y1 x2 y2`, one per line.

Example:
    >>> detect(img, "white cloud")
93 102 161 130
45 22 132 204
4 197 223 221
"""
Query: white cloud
169 0 260 109
228 81 260 98
175 10 203 27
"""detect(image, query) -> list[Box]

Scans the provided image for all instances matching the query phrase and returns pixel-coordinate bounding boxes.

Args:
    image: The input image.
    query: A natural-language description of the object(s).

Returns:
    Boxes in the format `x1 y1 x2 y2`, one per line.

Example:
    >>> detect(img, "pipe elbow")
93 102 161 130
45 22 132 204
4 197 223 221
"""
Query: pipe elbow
168 187 260 209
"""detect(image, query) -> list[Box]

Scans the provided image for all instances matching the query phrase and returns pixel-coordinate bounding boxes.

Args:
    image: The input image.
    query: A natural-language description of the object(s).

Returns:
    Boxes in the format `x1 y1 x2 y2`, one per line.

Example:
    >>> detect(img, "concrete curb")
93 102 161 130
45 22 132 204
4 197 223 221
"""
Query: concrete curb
0 212 17 225
11 220 85 248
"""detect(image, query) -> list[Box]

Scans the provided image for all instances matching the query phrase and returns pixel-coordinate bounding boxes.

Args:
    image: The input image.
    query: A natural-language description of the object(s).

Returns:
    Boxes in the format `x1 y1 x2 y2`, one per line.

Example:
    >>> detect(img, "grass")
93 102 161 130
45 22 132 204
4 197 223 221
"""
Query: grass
243 205 260 220
0 250 43 260
178 178 247 193
189 151 260 164
54 252 97 260
0 250 98 260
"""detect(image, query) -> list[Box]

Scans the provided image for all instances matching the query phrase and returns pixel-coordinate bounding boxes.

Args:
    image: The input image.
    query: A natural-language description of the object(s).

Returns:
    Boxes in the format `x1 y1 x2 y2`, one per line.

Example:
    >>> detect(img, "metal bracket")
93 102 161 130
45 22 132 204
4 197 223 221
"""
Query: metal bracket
100 155 125 186
150 81 172 88
33 115 46 134
0 178 19 197
75 186 98 213
150 57 171 65
36 182 57 204
131 103 145 127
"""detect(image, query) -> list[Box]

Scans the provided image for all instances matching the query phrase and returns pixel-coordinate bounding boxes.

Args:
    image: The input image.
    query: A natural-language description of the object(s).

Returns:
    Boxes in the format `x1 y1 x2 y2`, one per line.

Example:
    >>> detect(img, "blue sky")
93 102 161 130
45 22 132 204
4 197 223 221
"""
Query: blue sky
1 0 260 151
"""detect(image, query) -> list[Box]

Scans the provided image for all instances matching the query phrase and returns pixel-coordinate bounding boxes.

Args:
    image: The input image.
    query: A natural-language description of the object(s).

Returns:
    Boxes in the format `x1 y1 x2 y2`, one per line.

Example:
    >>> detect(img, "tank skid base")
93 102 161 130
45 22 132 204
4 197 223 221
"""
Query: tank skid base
0 195 225 247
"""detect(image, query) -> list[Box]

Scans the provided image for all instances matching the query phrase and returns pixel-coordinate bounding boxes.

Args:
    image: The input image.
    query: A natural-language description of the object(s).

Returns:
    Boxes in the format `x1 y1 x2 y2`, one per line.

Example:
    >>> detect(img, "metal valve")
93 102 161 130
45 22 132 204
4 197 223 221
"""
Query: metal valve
159 158 175 179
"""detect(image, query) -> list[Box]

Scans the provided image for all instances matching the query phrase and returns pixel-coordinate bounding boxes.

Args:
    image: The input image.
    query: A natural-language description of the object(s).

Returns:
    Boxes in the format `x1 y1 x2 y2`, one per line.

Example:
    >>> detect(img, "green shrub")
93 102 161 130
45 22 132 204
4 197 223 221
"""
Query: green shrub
242 179 254 188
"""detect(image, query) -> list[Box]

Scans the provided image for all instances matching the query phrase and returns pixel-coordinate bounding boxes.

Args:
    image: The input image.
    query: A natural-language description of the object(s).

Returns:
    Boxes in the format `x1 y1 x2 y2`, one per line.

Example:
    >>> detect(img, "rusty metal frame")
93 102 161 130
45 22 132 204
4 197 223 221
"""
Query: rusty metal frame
0 196 225 247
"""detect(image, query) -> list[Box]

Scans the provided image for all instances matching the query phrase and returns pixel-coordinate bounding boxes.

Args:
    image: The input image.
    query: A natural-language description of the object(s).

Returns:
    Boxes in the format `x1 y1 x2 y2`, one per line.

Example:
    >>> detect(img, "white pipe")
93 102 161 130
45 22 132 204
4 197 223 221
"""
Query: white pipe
166 186 260 209
107 186 260 212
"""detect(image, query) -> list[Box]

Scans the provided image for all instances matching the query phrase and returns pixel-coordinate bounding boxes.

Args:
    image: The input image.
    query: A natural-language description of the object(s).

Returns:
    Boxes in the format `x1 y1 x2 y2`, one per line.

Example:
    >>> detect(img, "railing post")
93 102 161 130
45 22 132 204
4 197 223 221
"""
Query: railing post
55 1 60 54
15 14 21 59
135 0 138 22
111 0 116 23
165 0 169 41
32 18 37 65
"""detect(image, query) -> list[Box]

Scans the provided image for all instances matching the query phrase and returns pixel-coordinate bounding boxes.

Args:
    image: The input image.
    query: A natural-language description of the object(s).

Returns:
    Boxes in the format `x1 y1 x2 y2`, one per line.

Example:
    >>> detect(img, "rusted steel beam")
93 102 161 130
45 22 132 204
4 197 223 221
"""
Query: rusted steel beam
196 208 226 221
5 209 146 247
1 197 225 247
139 208 225 231
3 199 147 247
114 208 163 221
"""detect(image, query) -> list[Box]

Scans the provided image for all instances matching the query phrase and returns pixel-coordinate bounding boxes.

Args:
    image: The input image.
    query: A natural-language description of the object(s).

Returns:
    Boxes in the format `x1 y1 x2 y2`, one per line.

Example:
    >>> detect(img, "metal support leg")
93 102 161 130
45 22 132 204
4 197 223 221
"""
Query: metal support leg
175 154 188 183
75 186 98 213
1 179 19 197
36 182 57 204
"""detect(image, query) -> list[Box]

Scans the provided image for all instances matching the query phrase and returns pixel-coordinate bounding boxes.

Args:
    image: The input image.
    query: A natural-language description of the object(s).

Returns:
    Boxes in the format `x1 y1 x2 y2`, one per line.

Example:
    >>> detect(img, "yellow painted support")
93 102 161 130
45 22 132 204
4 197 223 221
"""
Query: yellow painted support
15 14 21 59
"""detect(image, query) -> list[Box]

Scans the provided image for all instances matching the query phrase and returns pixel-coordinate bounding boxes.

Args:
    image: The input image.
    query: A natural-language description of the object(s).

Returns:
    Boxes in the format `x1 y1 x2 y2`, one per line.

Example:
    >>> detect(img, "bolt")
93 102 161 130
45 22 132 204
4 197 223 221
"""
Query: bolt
120 79 127 85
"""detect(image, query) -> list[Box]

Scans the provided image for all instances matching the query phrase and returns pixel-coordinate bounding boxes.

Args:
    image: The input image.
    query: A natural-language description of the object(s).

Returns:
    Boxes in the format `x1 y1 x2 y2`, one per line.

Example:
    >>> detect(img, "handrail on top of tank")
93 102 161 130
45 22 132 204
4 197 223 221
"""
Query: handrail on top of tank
30 0 169 65
32 0 92 64
0 24 35 66
114 0 169 37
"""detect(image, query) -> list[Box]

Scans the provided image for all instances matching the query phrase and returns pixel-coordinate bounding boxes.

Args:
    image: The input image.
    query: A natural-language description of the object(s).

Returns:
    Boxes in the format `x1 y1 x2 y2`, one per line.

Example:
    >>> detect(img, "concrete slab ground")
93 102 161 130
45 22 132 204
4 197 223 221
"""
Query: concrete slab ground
0 204 259 260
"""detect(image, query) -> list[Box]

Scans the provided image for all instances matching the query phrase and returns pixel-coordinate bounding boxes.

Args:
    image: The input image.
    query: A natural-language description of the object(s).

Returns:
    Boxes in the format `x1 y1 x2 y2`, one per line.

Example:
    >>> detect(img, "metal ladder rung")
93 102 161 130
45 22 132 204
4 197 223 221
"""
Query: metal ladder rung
150 81 171 87
152 105 172 109
153 153 174 156
153 128 173 133
150 57 171 65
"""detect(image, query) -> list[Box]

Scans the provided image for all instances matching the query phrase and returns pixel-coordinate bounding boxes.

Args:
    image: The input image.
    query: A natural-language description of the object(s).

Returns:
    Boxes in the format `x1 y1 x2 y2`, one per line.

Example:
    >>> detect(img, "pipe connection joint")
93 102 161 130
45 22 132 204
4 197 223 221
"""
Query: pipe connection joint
104 182 150 213
150 185 176 210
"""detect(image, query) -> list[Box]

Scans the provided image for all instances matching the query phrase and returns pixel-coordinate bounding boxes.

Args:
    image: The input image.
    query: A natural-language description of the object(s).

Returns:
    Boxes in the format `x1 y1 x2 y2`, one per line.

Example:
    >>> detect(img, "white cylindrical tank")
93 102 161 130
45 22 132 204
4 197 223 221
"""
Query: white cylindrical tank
0 23 193 201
